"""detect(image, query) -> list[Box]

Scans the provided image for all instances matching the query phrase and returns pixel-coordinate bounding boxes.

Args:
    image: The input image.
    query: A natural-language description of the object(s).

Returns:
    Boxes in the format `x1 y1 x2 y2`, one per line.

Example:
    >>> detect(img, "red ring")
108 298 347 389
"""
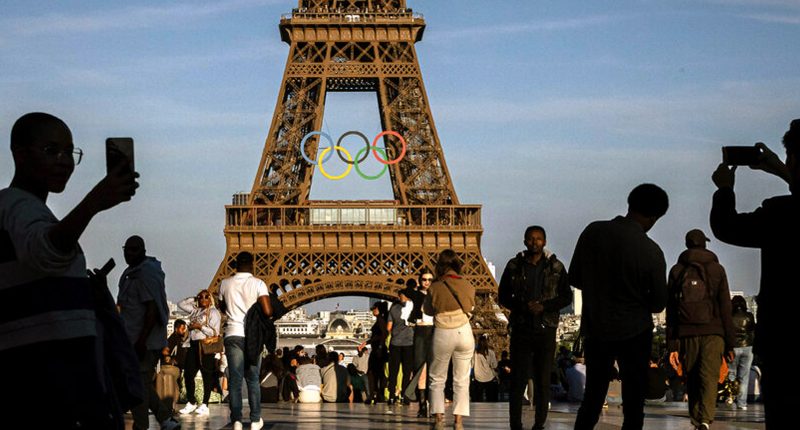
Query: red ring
371 131 407 165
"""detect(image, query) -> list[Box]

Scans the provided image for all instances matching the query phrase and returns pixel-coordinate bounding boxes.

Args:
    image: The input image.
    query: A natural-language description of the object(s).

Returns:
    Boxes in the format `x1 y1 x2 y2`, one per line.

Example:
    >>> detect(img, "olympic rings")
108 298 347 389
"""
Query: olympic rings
299 130 407 180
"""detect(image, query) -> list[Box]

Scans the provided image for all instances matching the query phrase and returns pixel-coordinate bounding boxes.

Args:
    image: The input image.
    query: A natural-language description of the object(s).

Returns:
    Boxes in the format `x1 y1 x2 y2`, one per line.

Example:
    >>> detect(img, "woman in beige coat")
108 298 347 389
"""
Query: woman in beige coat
423 249 476 430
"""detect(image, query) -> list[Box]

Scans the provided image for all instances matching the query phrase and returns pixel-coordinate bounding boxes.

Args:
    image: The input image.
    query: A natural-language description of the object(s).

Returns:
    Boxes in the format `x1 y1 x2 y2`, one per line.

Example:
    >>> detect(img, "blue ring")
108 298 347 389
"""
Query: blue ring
300 131 334 164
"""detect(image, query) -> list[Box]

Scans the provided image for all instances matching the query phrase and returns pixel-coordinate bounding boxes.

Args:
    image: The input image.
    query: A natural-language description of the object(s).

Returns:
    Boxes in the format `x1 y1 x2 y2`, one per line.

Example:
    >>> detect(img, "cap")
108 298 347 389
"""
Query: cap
685 229 710 248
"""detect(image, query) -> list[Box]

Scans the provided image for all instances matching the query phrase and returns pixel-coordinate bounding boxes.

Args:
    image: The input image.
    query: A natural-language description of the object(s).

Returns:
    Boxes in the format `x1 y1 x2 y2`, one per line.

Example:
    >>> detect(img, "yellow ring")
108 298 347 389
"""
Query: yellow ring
318 146 353 180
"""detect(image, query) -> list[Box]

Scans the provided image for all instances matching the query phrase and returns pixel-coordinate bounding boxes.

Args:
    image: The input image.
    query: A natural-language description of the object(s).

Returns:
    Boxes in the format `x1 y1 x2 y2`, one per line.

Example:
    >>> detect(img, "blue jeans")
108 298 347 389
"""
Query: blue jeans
224 336 262 423
728 346 754 407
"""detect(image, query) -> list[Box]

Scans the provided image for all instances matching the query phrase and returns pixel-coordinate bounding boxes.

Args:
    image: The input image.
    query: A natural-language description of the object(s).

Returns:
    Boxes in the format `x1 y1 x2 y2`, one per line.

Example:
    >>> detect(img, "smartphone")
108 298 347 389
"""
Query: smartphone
106 137 134 174
722 146 761 166
97 258 116 276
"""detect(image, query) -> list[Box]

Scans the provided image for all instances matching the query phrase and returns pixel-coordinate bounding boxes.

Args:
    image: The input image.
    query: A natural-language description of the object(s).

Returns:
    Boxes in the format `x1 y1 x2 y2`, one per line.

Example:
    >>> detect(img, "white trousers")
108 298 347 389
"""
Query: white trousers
429 322 474 417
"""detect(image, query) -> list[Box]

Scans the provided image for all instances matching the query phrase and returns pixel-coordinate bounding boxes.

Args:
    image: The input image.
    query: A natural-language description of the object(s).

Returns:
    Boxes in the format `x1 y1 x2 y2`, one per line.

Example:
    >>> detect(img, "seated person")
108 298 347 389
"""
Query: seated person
645 356 669 404
295 356 322 403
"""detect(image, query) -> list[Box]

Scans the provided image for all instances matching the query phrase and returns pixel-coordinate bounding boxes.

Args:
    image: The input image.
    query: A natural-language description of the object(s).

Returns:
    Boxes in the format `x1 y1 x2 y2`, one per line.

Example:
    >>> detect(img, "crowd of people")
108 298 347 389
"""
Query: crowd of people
1 111 796 430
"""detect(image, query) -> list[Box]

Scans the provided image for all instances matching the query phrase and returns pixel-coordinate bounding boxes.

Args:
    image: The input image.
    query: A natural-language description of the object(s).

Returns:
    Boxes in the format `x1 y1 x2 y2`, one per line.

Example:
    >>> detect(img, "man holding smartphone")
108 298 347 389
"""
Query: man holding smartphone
710 119 800 430
0 112 141 428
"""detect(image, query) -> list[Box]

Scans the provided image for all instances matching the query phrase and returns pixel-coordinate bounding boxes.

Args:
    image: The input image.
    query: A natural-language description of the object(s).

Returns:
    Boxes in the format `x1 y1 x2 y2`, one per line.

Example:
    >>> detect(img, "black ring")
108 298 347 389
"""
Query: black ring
336 131 370 165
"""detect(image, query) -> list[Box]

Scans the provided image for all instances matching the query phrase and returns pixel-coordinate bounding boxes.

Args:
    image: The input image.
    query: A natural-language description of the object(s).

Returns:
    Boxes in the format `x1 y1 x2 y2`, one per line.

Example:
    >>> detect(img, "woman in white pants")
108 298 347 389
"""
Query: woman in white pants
423 249 476 430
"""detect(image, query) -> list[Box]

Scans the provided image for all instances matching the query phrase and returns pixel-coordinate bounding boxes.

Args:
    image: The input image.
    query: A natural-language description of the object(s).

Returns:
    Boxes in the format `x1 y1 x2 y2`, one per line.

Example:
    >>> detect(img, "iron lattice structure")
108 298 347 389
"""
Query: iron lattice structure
209 0 505 341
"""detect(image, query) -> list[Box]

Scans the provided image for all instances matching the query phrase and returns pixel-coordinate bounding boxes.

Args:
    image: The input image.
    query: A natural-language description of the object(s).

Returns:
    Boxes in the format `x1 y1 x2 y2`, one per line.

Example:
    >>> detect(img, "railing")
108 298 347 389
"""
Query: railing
225 202 482 230
281 9 424 24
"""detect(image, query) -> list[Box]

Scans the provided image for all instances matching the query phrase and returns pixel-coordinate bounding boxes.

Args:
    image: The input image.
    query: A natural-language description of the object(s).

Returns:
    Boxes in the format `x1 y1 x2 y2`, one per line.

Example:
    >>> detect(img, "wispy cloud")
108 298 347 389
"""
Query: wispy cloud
434 78 800 144
5 0 283 36
433 15 622 40
739 13 800 24
705 0 800 8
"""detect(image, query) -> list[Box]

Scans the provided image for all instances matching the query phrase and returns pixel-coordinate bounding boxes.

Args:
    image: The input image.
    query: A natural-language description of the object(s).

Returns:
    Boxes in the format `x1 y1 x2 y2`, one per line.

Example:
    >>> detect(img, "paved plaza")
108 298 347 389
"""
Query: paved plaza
128 401 765 429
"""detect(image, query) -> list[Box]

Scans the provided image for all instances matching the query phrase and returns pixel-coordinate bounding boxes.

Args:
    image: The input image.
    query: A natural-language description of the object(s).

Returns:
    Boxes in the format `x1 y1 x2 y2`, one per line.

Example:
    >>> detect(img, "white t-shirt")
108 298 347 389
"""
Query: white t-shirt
218 272 268 337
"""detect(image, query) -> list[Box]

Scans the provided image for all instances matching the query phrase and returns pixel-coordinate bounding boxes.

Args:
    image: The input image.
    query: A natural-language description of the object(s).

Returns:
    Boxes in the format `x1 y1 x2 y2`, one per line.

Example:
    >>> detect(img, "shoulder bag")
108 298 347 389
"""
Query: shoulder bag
200 308 224 355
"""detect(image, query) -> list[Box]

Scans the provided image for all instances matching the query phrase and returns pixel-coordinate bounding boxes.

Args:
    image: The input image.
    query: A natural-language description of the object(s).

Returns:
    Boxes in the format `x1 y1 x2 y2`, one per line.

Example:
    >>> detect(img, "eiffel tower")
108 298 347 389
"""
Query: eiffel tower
209 0 501 333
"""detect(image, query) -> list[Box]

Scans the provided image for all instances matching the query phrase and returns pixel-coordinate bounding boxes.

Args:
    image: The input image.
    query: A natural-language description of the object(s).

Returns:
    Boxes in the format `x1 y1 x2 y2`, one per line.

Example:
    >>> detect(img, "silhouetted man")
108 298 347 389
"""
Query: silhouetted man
666 229 735 430
0 112 140 429
710 119 800 430
499 225 572 430
117 235 179 430
570 183 669 430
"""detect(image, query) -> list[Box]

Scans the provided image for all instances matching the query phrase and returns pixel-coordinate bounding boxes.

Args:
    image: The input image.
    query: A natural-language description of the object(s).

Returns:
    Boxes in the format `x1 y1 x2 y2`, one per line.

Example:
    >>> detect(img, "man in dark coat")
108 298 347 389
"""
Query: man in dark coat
499 225 572 430
710 118 800 430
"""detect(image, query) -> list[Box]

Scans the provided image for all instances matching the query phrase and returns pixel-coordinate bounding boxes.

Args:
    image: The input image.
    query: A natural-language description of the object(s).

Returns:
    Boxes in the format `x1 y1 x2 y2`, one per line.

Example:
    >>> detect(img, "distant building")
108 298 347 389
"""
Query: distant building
276 320 321 338
484 258 496 279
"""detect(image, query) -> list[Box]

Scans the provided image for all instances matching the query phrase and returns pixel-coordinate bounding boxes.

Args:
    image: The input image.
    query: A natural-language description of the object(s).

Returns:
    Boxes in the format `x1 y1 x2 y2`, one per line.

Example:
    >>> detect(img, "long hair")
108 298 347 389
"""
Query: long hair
731 295 747 312
435 249 462 278
196 289 215 308
372 301 389 320
476 334 490 356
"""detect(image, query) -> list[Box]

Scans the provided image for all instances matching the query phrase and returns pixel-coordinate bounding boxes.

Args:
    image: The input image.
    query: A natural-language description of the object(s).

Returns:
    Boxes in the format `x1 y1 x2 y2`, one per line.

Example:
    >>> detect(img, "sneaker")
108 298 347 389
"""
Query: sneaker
697 424 710 430
250 418 264 430
179 402 197 414
160 417 181 430
233 422 243 430
194 404 209 415
739 405 748 411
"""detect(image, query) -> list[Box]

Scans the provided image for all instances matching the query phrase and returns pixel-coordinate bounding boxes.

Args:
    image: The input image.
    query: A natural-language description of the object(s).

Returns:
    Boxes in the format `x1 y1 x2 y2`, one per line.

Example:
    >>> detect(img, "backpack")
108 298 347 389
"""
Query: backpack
676 262 714 325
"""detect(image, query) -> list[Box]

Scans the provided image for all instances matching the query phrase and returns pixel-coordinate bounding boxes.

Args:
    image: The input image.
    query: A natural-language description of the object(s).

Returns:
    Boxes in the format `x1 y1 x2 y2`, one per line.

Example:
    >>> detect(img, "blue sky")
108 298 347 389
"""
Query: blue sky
2 0 799 313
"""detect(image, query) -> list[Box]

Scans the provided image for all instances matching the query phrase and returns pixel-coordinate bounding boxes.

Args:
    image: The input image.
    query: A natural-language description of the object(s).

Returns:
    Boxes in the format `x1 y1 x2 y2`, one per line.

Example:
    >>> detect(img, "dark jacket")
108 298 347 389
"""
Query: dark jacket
666 247 735 349
711 189 800 357
368 314 389 361
731 309 756 348
499 251 572 333
569 216 667 342
244 302 277 363
408 289 427 324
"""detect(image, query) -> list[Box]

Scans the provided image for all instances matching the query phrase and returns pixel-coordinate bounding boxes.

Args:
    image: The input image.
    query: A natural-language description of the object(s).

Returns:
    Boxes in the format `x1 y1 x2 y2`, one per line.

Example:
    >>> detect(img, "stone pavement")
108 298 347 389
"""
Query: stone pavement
129 401 765 429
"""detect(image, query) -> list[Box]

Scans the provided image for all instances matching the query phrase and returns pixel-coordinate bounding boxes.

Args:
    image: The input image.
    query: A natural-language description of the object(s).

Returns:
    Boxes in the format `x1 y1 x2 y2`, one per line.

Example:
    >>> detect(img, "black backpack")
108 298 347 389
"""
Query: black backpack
676 262 714 325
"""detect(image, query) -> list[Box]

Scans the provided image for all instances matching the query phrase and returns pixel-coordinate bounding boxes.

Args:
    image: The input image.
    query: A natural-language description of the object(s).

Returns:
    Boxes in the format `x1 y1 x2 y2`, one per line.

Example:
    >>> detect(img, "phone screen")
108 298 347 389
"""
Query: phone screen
106 137 134 174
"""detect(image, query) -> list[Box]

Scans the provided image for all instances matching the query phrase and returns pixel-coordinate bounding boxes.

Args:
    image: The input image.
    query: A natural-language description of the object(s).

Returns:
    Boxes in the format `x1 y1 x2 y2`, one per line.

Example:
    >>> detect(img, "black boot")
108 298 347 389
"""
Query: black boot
417 389 429 418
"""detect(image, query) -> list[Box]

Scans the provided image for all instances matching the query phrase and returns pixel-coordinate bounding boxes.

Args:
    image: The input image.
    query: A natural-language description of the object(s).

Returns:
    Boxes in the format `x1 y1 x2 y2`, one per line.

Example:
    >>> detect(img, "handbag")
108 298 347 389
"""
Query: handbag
200 309 223 355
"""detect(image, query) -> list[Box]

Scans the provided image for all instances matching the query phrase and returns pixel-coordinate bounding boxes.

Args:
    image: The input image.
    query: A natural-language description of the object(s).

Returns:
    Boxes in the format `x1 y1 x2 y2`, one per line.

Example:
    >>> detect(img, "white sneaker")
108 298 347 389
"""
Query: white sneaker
160 417 181 430
194 403 209 415
233 422 243 430
179 402 197 414
251 418 264 430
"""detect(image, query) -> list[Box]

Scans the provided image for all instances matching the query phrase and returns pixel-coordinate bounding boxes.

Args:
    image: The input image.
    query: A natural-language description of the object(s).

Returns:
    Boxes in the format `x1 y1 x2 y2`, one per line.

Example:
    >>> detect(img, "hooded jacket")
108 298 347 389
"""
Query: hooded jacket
666 247 735 349
498 250 572 333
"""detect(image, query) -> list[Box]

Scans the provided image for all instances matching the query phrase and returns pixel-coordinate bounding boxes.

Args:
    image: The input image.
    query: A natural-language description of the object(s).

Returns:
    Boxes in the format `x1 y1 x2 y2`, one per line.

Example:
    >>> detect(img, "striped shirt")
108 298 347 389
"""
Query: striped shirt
0 187 97 352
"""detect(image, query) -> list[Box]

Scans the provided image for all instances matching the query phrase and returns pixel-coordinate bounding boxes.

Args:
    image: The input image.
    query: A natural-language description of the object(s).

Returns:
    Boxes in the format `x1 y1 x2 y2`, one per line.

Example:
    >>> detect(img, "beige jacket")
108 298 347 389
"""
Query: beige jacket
423 271 475 329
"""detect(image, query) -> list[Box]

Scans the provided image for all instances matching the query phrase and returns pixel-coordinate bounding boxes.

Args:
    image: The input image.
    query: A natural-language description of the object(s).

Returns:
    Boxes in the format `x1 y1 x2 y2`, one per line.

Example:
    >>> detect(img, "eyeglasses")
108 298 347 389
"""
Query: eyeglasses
198 295 211 300
422 277 434 282
33 145 84 165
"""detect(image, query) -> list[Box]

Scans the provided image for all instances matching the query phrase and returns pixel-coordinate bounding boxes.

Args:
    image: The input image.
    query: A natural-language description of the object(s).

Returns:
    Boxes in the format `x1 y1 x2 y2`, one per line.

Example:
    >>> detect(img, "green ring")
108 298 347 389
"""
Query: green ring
354 146 388 180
